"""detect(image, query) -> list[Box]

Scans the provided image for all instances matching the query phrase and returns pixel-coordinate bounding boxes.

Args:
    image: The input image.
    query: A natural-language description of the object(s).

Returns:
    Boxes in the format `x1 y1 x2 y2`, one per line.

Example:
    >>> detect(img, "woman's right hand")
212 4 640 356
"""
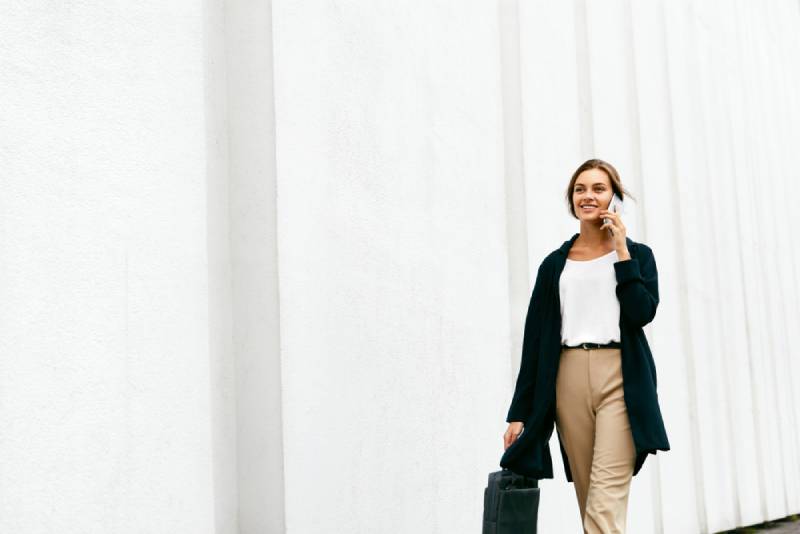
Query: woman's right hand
504 422 525 450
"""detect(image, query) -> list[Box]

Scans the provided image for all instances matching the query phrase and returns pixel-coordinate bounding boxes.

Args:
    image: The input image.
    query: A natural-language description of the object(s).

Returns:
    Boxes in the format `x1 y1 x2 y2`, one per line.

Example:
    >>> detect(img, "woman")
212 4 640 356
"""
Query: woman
499 159 670 533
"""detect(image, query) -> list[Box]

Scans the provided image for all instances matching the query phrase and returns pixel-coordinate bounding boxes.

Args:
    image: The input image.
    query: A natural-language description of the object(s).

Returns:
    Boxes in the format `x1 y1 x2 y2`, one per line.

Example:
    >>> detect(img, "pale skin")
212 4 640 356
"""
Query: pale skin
503 168 630 450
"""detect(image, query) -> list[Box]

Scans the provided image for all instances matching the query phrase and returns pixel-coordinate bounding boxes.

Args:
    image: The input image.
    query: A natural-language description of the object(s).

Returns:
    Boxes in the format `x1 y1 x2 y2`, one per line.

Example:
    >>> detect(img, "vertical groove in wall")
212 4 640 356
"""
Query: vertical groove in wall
268 1 287 530
676 3 709 532
729 0 768 521
657 1 688 529
573 0 594 156
748 0 792 517
715 40 744 530
225 0 286 532
792 0 800 502
759 2 797 514
497 0 531 388
694 43 719 529
759 2 796 515
204 0 237 531
774 0 800 501
622 0 646 241
774 0 800 509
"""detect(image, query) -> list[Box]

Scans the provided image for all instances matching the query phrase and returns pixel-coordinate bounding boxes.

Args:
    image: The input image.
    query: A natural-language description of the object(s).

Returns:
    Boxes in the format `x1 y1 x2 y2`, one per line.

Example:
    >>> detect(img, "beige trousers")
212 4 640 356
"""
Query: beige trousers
555 347 636 534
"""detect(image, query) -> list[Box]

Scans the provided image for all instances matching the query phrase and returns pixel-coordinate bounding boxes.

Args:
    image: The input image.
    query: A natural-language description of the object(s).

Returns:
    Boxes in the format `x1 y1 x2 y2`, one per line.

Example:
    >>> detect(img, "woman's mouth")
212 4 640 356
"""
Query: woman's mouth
580 205 597 212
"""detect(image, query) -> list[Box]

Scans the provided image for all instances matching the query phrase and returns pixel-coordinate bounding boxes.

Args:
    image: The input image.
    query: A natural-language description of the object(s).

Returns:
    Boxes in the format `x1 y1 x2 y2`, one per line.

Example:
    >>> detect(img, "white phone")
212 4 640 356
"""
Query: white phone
604 193 624 235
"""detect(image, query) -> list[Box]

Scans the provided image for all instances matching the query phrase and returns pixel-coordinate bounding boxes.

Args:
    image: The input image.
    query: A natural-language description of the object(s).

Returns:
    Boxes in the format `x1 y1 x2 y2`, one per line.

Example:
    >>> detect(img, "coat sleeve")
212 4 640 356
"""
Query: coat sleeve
506 261 547 423
614 244 659 329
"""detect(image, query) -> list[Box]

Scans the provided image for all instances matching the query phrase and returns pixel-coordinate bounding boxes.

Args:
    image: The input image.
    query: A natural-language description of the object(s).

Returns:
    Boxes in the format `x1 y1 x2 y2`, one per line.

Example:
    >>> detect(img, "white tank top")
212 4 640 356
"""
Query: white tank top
559 249 621 346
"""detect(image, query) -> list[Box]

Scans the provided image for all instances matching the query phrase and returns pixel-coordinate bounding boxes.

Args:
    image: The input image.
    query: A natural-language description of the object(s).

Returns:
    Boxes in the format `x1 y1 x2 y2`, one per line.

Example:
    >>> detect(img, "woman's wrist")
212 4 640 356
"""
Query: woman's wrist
616 247 631 261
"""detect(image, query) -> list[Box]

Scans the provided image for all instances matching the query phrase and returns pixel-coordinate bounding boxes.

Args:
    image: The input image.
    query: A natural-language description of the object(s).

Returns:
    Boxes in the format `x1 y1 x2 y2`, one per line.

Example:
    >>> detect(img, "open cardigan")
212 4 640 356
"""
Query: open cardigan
500 233 670 481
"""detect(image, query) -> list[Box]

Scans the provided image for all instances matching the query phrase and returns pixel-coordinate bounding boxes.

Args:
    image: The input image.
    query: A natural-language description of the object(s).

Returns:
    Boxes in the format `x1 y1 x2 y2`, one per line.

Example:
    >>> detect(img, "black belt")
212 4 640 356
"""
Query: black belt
561 341 621 350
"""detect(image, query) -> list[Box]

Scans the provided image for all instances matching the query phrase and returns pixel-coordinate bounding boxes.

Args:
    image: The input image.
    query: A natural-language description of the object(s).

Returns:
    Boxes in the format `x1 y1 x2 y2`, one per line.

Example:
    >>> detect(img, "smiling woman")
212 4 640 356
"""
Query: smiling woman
500 158 670 534
565 160 636 221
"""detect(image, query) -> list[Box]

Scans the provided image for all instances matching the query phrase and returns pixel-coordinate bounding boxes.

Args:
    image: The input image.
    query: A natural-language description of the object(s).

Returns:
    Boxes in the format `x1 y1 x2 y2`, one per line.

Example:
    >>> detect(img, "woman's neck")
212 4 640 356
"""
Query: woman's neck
576 222 614 249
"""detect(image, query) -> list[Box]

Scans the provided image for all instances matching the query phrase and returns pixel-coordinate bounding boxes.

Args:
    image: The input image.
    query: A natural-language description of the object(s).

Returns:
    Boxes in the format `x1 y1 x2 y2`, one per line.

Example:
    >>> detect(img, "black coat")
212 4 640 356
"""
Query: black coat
499 233 670 481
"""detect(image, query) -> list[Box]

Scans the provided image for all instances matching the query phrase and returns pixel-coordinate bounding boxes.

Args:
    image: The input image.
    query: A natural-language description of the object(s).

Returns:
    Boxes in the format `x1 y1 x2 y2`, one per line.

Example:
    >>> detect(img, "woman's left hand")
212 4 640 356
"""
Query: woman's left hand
599 209 628 252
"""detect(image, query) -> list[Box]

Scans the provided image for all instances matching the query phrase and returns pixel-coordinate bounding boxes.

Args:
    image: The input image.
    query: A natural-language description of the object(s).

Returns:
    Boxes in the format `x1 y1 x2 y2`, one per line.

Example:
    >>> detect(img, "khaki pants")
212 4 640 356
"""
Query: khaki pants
555 347 636 534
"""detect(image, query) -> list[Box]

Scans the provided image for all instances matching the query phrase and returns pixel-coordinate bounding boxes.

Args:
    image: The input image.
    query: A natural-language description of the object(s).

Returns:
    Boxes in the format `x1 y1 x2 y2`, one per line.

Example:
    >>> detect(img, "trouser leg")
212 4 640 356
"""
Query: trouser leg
555 347 595 526
583 348 636 534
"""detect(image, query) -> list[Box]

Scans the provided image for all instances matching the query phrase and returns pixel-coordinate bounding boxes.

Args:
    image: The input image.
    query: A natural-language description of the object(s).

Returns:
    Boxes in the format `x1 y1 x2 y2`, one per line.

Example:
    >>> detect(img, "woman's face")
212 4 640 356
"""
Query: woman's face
572 169 613 221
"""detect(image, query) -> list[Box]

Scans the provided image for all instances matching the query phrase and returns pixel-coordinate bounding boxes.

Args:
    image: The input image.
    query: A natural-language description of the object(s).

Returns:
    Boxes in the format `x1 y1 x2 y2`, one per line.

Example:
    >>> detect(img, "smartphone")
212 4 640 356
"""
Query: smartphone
604 193 624 235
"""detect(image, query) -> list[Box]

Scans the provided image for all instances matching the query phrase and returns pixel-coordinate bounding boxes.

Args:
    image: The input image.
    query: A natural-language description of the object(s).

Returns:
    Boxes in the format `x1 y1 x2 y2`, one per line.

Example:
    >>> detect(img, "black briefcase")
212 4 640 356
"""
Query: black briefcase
482 468 540 534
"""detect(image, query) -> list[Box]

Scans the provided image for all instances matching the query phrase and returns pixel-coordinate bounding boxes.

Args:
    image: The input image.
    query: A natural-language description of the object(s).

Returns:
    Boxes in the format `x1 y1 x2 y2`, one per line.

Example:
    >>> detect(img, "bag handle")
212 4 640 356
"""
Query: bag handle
500 468 538 489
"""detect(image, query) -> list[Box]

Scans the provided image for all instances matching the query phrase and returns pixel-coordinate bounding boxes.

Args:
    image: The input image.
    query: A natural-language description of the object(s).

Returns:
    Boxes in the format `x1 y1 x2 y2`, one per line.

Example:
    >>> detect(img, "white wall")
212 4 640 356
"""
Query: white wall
1 1 799 533
269 2 510 533
0 2 219 533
